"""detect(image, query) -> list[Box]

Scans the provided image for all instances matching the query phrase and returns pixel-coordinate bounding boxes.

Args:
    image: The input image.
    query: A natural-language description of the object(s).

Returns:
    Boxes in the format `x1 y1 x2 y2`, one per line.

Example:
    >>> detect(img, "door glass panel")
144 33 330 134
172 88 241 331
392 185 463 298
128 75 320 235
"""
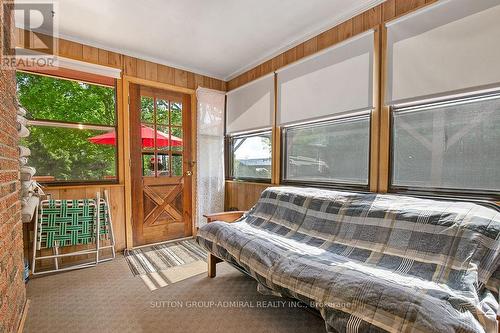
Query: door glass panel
172 154 183 176
141 124 155 150
171 126 183 151
156 126 170 151
157 99 169 125
142 153 155 176
171 102 182 126
141 96 154 123
156 153 170 176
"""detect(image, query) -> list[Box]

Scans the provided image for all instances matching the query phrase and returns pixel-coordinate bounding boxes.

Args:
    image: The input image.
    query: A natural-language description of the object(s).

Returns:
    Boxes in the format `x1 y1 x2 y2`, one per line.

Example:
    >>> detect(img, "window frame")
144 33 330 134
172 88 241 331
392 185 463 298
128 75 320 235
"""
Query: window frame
17 70 119 186
225 129 273 183
388 91 500 201
280 112 372 191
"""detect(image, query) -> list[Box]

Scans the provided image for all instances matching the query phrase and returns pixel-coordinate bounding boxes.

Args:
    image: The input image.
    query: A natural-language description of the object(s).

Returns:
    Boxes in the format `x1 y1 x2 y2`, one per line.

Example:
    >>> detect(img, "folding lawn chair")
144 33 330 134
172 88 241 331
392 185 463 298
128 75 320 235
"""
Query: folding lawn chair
32 191 116 275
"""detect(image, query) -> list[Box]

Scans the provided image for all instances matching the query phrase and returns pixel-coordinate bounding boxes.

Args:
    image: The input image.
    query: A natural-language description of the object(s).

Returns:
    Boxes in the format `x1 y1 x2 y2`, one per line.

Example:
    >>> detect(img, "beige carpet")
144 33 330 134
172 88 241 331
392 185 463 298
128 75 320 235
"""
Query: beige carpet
25 255 327 333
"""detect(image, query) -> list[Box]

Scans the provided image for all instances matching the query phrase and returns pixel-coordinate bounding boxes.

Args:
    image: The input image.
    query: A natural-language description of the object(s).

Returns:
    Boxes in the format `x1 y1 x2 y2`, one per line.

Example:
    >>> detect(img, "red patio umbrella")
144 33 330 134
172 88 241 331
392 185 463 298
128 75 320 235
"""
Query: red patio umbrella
88 125 182 147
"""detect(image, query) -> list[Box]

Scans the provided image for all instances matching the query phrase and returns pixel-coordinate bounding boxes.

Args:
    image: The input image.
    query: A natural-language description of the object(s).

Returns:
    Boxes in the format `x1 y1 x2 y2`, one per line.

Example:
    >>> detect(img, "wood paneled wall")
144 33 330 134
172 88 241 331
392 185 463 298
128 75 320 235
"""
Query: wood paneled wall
225 181 271 211
15 28 226 91
227 0 436 91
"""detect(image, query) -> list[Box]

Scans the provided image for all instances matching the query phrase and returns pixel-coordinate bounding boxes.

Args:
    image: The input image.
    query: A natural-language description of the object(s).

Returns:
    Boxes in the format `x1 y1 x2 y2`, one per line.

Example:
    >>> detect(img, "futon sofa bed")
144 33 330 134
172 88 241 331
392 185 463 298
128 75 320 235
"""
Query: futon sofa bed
196 187 500 333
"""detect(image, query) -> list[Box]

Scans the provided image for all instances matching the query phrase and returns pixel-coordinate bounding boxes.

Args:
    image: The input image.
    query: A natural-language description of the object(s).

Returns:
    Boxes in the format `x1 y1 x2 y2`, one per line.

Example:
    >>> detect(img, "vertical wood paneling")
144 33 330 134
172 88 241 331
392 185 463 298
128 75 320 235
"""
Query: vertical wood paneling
317 26 339 51
303 37 318 57
82 45 99 63
395 0 426 16
107 52 122 68
187 72 195 89
145 61 158 81
157 64 175 85
136 59 147 79
247 68 257 82
338 20 354 41
58 39 83 59
174 69 188 88
382 0 397 21
124 56 137 77
98 49 109 66
194 74 205 89
224 181 270 211
271 54 284 72
261 59 273 75
352 14 365 35
363 6 382 30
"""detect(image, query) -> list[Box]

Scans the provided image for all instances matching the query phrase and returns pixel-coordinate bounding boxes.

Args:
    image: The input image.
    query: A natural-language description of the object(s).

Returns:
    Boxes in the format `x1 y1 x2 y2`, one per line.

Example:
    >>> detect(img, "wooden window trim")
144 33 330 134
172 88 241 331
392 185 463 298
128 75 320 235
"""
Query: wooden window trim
17 67 115 87
226 130 273 183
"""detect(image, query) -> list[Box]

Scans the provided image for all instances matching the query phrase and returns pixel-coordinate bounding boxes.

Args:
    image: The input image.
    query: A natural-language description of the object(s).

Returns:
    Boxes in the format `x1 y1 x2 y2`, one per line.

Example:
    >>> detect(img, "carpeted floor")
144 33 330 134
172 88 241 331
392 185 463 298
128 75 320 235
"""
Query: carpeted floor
25 254 327 333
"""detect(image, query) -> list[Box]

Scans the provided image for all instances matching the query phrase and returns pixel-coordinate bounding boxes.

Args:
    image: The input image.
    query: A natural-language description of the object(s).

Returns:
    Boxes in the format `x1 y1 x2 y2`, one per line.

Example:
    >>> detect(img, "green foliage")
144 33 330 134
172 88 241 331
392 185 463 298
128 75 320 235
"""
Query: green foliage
140 97 182 126
17 72 117 182
17 72 115 124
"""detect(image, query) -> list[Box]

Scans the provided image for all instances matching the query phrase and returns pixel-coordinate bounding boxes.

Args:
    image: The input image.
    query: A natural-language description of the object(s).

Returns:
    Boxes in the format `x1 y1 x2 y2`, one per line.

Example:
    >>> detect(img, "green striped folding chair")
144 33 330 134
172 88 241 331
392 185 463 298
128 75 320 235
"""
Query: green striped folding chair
32 191 116 275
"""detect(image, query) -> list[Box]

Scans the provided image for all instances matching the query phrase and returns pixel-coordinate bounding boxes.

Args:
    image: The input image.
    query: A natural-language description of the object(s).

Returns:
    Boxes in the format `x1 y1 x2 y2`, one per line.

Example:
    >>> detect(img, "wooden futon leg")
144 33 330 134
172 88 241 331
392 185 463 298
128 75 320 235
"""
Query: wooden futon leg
208 253 222 278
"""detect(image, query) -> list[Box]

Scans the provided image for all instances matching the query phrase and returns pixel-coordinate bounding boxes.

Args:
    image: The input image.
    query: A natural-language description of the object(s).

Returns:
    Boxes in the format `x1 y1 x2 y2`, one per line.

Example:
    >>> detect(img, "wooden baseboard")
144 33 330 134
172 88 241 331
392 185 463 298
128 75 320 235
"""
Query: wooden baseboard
16 299 30 333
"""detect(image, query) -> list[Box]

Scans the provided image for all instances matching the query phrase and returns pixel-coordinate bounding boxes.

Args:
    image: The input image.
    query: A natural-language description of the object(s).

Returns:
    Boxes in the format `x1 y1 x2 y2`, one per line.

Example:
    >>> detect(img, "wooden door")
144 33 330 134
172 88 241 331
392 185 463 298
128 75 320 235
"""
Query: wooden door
130 84 193 246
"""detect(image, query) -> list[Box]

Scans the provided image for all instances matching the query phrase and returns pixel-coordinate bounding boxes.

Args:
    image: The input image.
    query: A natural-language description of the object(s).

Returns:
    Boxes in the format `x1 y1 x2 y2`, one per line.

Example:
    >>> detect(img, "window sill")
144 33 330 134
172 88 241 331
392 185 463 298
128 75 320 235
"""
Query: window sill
40 181 123 190
389 187 500 205
225 178 272 184
281 180 369 192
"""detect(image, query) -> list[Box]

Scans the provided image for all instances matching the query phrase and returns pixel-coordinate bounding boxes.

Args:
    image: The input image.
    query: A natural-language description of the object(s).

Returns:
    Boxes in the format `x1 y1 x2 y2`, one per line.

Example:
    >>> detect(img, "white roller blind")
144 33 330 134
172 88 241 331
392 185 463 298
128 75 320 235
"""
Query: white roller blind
226 73 274 134
386 0 500 105
277 31 374 125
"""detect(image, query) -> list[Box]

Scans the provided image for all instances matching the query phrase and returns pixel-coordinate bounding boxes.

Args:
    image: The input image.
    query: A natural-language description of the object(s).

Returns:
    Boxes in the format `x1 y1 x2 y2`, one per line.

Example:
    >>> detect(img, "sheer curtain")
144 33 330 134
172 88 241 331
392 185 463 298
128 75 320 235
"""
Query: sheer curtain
196 87 225 228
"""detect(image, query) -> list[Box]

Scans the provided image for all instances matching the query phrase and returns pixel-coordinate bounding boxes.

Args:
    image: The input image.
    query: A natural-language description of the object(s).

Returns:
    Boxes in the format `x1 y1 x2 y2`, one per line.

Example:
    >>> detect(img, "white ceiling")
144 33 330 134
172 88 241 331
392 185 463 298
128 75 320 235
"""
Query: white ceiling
16 0 384 80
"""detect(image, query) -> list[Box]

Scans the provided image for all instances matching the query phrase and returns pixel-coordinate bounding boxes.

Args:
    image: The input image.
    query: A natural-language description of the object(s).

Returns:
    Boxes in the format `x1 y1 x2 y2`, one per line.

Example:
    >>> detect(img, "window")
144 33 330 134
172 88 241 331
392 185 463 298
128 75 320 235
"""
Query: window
16 71 117 183
227 131 272 181
282 114 370 187
391 93 500 197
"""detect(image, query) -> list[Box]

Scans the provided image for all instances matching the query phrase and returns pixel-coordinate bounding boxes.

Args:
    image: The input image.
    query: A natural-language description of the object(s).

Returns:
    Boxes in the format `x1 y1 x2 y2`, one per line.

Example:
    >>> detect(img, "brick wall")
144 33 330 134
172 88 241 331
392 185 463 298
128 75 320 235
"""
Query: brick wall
0 0 27 332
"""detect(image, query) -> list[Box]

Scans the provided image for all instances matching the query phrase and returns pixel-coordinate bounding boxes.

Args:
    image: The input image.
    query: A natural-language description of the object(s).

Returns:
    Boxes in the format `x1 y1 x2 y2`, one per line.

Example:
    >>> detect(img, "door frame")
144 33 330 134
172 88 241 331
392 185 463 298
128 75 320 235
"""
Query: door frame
122 75 197 249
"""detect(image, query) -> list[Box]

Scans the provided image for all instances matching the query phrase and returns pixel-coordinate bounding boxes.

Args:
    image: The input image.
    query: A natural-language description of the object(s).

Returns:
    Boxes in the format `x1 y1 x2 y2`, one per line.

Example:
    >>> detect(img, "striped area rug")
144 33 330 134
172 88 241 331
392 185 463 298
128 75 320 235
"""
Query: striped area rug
124 239 207 291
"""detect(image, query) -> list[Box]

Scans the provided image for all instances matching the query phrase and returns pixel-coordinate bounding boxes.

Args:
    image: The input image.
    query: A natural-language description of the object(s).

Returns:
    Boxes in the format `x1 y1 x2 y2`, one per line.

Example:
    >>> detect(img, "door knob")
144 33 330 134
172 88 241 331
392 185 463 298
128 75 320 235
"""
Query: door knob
185 171 192 176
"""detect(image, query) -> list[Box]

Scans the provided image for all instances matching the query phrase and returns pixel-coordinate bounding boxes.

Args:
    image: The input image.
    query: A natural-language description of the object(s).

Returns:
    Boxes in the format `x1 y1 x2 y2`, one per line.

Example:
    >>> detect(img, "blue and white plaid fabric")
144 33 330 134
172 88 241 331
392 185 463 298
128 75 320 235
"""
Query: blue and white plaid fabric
197 187 500 333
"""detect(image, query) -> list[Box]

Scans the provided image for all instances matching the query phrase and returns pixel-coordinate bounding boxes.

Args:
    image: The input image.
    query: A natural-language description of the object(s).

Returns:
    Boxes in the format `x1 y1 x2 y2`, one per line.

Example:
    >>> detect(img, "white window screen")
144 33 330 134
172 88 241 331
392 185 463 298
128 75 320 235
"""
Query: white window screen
283 114 370 185
277 31 374 125
226 74 274 134
386 0 500 105
392 93 500 193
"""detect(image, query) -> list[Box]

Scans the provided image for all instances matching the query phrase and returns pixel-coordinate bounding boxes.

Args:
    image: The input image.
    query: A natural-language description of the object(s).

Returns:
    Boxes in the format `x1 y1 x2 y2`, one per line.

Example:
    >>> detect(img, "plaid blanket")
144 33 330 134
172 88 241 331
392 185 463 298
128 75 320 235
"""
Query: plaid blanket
197 187 500 333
